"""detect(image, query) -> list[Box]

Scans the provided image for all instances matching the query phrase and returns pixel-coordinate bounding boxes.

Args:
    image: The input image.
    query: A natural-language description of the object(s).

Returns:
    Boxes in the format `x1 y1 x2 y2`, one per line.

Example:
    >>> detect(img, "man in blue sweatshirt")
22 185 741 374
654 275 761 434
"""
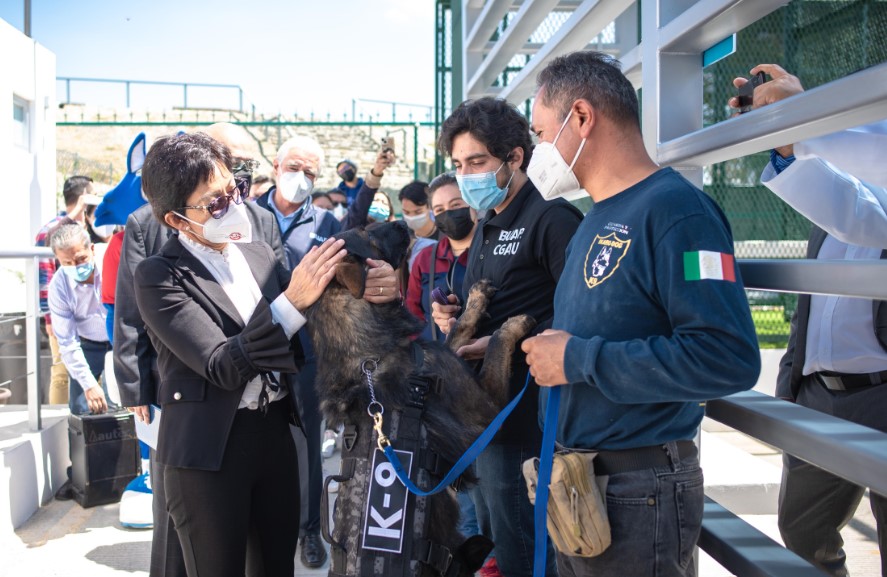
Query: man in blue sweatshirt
522 51 761 577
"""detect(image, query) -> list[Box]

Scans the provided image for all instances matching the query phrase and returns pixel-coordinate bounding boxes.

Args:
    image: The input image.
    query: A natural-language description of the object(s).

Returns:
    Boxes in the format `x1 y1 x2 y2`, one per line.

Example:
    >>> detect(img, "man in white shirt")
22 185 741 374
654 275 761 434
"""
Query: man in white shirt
48 222 113 416
732 65 887 577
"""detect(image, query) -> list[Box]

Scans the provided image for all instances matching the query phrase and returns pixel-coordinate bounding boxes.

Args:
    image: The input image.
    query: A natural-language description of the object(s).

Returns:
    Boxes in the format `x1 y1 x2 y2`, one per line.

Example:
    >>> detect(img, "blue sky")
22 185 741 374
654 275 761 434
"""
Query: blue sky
0 0 436 118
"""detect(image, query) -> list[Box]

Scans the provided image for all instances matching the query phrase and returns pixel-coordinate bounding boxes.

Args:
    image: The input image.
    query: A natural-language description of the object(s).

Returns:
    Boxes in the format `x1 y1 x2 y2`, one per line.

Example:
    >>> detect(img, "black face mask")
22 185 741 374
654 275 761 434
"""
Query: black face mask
340 168 357 182
434 207 475 241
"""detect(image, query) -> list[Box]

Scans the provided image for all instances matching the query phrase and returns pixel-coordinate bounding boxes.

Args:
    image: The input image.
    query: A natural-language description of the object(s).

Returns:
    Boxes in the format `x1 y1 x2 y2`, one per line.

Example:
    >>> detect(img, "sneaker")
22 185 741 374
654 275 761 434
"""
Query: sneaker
55 480 74 501
321 429 337 459
478 557 504 577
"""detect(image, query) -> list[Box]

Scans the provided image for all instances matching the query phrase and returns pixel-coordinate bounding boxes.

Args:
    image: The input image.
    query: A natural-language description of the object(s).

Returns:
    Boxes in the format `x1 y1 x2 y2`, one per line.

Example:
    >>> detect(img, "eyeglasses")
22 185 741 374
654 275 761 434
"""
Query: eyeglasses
179 177 248 219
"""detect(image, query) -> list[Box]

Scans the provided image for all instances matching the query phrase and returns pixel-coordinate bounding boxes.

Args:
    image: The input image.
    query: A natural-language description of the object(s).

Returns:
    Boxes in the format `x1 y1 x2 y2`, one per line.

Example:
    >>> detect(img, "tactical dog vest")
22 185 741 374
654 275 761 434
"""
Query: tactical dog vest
321 347 466 577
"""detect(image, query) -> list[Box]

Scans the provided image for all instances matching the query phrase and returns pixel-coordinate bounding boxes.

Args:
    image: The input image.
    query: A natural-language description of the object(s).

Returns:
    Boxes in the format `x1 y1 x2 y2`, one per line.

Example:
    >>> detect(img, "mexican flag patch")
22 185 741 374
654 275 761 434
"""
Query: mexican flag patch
684 251 735 282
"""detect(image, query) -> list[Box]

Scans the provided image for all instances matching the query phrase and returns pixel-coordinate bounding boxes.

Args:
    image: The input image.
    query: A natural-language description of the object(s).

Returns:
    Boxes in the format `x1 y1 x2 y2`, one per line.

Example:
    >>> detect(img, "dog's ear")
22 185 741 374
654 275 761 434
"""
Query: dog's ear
453 535 494 574
334 255 367 299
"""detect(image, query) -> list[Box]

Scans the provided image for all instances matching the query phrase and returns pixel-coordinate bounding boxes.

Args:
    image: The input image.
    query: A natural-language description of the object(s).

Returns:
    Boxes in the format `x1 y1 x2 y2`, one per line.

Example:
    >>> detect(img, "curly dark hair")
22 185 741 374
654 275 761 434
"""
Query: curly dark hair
438 97 533 171
536 51 640 131
142 132 233 228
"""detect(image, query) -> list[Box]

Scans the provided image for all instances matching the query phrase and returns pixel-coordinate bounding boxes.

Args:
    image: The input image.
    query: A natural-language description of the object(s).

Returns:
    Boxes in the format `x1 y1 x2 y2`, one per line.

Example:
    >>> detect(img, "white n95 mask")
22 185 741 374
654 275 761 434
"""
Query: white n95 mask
278 171 313 204
527 109 587 202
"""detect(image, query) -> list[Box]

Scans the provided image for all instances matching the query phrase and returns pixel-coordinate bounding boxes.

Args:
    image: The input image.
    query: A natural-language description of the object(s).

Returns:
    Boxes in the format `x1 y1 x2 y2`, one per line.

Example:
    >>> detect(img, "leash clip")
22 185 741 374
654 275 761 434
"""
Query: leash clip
361 358 390 450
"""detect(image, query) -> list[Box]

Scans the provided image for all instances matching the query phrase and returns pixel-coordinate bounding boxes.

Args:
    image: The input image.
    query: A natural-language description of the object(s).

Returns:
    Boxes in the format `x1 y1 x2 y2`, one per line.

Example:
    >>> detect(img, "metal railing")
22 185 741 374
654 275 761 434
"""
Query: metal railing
57 77 246 112
458 0 887 574
0 247 52 432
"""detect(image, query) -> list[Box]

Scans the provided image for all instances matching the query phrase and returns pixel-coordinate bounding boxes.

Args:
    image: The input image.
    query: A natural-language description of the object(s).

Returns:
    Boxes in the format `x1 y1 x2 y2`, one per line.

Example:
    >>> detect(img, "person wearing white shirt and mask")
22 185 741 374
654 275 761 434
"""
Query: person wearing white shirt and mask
134 132 349 577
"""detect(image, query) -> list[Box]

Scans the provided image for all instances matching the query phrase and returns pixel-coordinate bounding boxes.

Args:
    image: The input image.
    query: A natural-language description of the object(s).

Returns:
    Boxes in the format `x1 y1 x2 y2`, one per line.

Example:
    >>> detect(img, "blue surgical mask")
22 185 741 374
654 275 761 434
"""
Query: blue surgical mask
455 162 515 211
62 261 95 283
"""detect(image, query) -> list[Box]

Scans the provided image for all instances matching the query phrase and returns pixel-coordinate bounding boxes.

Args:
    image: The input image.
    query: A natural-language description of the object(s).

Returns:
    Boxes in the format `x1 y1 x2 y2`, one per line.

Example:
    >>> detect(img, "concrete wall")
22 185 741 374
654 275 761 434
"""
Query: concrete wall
0 18 56 314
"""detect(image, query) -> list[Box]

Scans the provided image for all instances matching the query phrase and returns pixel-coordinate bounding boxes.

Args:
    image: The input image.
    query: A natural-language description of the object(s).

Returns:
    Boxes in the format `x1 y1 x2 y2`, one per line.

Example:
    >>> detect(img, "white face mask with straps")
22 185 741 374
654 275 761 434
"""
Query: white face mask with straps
174 202 253 243
527 109 587 202
278 171 313 204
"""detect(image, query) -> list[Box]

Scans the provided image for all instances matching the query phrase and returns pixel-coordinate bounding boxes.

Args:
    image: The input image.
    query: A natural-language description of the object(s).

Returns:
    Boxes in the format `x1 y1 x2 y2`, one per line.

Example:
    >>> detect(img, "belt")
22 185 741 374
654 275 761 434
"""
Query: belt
816 370 887 391
594 440 697 476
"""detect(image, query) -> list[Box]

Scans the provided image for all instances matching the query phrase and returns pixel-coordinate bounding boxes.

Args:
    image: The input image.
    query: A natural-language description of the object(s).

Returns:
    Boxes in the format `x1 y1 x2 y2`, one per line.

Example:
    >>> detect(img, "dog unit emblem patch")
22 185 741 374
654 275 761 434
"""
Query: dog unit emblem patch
583 232 631 289
361 449 413 554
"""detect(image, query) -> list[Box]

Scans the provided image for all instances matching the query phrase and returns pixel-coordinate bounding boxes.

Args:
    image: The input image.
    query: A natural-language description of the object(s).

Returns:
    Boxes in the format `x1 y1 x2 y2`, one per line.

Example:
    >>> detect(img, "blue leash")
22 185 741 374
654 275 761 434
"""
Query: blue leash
379 372 560 577
533 385 560 577
381 372 531 496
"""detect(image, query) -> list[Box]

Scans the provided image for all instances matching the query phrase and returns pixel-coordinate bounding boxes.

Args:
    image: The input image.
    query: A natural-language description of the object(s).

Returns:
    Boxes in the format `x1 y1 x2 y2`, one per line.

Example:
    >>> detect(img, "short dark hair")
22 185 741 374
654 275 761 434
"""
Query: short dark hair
428 172 457 202
326 188 347 201
62 176 93 207
397 180 430 206
311 191 331 202
438 97 534 171
536 51 640 130
142 132 233 227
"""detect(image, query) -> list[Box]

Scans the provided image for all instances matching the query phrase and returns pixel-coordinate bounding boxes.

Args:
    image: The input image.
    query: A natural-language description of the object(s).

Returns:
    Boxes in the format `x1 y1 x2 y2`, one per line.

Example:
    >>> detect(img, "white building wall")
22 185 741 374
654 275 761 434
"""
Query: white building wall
0 17 56 314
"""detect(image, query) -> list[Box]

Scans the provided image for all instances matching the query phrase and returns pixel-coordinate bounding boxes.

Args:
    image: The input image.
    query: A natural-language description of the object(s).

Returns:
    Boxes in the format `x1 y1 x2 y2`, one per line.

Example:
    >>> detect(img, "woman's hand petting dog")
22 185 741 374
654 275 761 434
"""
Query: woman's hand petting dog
522 329 571 386
431 294 462 335
362 258 399 304
285 238 347 312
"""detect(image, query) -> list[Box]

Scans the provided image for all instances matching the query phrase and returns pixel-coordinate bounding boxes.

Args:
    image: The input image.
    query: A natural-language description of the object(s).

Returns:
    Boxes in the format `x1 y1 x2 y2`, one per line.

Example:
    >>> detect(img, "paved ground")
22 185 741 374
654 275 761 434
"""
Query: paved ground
2 427 882 577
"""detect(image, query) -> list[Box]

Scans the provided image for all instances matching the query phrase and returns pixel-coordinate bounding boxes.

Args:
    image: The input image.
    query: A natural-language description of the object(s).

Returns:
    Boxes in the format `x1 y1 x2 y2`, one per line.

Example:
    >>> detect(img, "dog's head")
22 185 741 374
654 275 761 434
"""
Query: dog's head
332 220 411 299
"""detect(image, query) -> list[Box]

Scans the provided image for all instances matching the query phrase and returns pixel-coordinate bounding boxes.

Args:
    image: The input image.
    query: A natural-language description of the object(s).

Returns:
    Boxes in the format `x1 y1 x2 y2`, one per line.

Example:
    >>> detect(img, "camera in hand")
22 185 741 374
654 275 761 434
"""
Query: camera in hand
737 72 766 114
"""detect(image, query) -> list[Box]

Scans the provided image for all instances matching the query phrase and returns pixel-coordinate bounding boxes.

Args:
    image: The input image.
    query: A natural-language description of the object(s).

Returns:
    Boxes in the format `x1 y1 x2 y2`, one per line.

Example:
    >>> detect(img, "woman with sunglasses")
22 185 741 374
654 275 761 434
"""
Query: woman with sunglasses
132 132 346 577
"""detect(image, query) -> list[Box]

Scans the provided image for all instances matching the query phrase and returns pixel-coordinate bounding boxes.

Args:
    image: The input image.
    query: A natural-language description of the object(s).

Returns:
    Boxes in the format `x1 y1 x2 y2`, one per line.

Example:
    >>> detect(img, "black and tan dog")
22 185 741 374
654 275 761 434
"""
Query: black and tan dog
304 221 535 577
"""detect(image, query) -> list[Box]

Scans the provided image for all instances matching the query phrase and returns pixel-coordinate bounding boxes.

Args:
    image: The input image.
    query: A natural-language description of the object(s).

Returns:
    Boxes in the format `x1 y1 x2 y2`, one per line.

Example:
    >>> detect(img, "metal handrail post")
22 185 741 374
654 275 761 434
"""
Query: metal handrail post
25 255 44 431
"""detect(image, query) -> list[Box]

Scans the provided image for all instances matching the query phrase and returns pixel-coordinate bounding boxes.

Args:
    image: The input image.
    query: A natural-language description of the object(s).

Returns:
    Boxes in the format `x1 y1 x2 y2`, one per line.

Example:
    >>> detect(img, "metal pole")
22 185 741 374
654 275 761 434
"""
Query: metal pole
413 123 420 180
239 88 243 113
392 102 397 123
352 99 356 122
184 84 188 109
24 0 31 37
66 78 71 105
25 256 42 431
126 81 130 108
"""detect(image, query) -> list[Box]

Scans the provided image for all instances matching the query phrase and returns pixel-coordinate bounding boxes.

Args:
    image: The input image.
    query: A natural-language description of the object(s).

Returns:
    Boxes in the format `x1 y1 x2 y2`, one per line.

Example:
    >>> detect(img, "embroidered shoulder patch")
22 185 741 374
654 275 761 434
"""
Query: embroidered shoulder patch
583 233 631 288
684 250 735 282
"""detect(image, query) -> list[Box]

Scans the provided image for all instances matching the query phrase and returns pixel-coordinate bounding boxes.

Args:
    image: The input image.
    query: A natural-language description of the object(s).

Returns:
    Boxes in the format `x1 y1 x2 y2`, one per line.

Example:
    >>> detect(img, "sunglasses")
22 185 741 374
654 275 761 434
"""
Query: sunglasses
180 177 248 219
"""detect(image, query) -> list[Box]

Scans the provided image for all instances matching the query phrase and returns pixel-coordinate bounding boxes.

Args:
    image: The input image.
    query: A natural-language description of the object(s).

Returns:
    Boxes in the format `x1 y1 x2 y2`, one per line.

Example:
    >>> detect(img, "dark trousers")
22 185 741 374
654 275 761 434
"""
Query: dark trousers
68 338 112 415
778 375 887 577
469 443 558 577
164 401 300 577
555 443 703 577
296 359 323 536
150 450 187 577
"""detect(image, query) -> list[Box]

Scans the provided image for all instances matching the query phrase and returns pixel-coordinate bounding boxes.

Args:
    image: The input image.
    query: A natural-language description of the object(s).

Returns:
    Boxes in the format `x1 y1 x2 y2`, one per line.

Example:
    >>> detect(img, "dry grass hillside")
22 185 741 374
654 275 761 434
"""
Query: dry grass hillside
55 105 441 214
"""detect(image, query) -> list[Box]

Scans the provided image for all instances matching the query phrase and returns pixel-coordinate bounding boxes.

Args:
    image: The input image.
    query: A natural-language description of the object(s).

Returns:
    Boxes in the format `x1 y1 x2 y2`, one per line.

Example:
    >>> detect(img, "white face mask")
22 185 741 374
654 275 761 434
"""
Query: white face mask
174 202 253 243
278 171 313 204
527 109 587 201
332 204 347 220
402 211 430 232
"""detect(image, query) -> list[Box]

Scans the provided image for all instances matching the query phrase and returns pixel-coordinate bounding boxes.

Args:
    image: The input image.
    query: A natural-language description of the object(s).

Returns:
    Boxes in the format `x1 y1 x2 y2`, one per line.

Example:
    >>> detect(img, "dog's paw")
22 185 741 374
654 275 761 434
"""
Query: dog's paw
499 314 537 342
468 279 497 303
